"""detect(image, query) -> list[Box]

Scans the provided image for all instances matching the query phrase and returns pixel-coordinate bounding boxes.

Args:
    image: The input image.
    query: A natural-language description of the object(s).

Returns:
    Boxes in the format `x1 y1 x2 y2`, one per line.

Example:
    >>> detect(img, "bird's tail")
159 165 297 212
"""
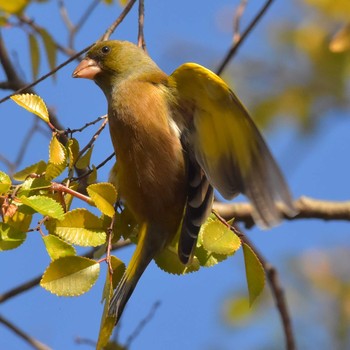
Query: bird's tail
108 223 162 324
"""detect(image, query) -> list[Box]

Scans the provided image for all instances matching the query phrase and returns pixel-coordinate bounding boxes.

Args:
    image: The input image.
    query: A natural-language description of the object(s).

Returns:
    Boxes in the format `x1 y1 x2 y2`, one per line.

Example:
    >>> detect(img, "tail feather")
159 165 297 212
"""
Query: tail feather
108 223 162 323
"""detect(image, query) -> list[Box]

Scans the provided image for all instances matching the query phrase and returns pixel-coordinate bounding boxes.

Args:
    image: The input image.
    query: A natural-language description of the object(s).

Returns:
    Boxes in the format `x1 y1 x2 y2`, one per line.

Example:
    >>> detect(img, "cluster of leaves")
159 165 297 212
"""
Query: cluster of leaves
0 94 265 348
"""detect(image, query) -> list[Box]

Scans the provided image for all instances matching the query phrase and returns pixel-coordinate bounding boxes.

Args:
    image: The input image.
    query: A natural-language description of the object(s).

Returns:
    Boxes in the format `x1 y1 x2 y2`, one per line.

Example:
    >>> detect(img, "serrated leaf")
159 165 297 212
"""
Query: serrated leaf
0 222 27 251
4 210 32 232
47 208 106 247
243 243 265 306
155 241 200 275
45 161 66 181
17 177 51 198
75 146 93 169
97 256 125 350
39 28 57 77
87 183 117 218
49 135 67 165
20 195 64 220
40 256 100 296
43 234 76 260
11 94 49 123
201 220 241 255
67 138 79 169
13 160 47 181
0 0 28 14
0 170 11 194
194 243 227 268
29 33 40 80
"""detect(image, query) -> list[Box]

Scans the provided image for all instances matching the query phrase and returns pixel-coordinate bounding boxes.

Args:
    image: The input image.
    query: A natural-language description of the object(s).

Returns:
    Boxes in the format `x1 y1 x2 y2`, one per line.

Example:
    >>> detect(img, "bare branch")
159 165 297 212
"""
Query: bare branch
0 314 52 350
137 0 147 51
101 0 138 41
232 0 248 44
216 0 275 75
213 196 350 228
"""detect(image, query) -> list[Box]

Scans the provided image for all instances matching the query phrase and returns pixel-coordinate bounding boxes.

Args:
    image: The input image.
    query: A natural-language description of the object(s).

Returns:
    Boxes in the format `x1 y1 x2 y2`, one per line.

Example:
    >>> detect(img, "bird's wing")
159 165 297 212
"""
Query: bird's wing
171 63 296 228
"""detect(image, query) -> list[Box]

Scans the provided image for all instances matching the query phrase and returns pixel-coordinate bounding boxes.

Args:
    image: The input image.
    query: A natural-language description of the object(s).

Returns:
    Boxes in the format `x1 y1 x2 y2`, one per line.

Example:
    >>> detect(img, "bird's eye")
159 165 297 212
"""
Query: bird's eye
101 46 110 54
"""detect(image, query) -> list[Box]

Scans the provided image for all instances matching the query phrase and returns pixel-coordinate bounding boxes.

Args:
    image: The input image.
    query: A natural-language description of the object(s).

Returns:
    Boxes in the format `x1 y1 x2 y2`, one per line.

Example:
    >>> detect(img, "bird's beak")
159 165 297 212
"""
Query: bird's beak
72 58 101 80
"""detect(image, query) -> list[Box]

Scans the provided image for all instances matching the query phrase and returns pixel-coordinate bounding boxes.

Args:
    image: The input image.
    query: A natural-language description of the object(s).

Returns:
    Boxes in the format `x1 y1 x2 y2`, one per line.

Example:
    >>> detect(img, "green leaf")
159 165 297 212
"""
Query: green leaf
40 256 100 296
97 256 125 350
20 195 64 220
46 208 106 247
16 177 51 198
0 222 26 251
49 135 67 165
11 94 49 123
242 243 265 306
75 146 93 169
43 234 76 260
87 182 117 218
13 160 47 181
45 161 66 181
38 28 57 77
201 219 241 255
0 170 11 194
29 33 40 80
67 138 79 169
4 210 32 233
155 241 200 275
87 165 97 185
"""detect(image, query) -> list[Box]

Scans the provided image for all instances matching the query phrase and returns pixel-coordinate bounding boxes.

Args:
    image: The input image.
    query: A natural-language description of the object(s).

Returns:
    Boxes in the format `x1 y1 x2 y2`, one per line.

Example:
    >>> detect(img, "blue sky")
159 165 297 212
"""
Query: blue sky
1 1 350 349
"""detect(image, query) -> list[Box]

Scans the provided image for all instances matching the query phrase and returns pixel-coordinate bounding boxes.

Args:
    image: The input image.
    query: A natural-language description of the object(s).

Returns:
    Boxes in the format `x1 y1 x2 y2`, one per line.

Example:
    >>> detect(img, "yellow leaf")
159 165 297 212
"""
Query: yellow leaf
49 135 67 165
28 33 40 80
87 182 117 218
75 146 93 169
11 93 49 123
0 0 28 14
39 28 57 76
242 243 265 306
67 138 79 169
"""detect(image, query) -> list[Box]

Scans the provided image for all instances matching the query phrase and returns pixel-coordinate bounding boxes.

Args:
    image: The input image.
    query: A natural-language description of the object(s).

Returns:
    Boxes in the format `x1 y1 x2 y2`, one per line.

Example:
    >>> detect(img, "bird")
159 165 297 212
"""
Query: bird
72 40 296 324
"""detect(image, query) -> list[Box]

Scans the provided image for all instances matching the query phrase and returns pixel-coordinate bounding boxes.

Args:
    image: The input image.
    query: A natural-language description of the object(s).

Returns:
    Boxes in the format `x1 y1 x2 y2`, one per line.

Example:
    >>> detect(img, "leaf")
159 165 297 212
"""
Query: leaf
45 161 66 181
0 222 26 251
20 195 64 220
46 208 106 247
43 234 76 260
0 171 11 194
13 160 47 181
75 147 93 169
67 138 79 169
49 135 67 165
87 165 97 185
11 94 49 123
97 256 125 350
29 33 40 80
40 256 100 296
242 243 265 306
4 210 32 232
0 0 28 14
87 182 117 218
39 28 57 76
155 242 200 275
201 219 241 255
16 177 51 198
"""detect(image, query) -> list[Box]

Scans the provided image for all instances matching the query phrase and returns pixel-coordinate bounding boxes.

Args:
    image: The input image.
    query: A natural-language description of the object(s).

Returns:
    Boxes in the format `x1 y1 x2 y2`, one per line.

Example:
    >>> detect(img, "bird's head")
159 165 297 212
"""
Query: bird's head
72 40 160 96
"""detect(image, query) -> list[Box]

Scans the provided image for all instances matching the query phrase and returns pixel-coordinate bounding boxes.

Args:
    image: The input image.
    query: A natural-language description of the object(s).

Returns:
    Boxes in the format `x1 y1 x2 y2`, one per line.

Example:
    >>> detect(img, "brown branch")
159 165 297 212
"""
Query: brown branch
101 0 138 41
0 314 52 350
137 0 147 51
213 196 350 228
232 0 248 45
216 0 275 75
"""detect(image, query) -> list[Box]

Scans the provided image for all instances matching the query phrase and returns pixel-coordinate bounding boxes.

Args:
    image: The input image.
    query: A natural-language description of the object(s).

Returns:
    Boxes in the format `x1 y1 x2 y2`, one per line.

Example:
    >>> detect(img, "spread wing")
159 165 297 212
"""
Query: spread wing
171 63 296 228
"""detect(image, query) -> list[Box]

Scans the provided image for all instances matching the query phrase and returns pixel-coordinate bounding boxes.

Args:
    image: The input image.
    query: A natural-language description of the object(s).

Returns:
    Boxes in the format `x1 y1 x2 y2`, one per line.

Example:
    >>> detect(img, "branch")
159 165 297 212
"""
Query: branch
101 0 138 41
213 196 350 228
137 0 146 51
0 314 52 350
216 0 275 75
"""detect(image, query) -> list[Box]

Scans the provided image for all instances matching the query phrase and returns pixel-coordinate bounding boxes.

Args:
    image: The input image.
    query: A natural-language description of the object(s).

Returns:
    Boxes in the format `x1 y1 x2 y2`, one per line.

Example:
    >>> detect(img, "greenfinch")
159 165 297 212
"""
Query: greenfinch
73 40 296 324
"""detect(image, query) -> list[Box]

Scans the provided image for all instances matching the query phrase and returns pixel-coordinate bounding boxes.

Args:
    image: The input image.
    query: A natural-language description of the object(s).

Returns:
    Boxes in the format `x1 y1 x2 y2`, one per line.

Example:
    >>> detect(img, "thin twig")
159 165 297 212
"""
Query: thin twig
68 115 107 134
232 0 248 44
101 0 138 41
216 0 275 75
0 314 52 350
137 0 147 51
